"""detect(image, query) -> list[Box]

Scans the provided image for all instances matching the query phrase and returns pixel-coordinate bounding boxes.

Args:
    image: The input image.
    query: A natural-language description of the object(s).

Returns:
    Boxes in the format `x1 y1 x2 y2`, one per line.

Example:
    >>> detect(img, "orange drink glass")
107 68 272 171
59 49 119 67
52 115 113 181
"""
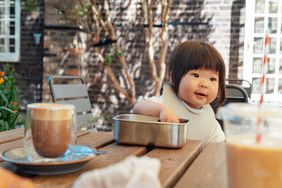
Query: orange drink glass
217 103 282 188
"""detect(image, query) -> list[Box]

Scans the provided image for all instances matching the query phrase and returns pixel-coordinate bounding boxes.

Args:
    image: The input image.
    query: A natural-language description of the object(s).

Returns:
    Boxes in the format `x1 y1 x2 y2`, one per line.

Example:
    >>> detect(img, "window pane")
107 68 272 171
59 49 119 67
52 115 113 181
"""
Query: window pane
280 38 282 53
254 17 264 34
0 46 4 52
9 46 14 52
0 21 7 34
279 79 282 94
279 58 282 74
269 37 277 54
252 78 261 94
268 17 277 34
9 38 15 52
9 6 15 17
0 7 4 19
0 38 4 46
266 78 275 94
267 58 276 74
255 0 265 13
254 37 263 54
9 21 14 35
9 38 14 45
268 0 278 13
253 57 262 74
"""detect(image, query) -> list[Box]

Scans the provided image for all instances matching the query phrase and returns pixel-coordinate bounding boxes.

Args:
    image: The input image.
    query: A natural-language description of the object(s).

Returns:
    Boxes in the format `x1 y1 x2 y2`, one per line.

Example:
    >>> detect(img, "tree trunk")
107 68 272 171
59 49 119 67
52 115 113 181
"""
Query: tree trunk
142 0 172 96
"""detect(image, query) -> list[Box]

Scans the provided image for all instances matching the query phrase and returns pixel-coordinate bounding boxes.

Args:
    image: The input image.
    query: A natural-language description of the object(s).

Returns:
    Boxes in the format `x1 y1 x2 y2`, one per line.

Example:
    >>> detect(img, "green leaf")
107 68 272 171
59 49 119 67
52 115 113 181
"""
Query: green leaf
114 48 123 57
23 0 37 12
0 92 9 106
0 106 16 114
105 54 113 65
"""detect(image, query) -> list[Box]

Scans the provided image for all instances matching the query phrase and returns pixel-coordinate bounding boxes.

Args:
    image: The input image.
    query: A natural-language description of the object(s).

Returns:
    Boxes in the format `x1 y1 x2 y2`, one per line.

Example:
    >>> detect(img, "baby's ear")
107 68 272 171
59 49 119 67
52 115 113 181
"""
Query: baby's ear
168 71 173 83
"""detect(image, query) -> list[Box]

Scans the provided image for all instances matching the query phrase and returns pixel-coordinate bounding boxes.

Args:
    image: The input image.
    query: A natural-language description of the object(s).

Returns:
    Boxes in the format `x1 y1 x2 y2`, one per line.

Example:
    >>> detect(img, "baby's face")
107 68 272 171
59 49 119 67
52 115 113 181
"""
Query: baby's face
177 69 219 109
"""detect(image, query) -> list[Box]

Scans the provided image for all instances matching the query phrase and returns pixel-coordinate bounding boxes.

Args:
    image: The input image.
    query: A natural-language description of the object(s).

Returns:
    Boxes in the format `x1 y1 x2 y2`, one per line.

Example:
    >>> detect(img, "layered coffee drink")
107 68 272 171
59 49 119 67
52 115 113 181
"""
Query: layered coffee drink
28 103 75 158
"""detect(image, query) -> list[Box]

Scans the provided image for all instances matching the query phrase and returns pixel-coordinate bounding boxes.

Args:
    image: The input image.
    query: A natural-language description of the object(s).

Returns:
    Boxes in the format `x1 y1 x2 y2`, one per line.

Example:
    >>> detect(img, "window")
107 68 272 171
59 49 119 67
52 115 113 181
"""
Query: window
0 0 20 62
244 0 282 103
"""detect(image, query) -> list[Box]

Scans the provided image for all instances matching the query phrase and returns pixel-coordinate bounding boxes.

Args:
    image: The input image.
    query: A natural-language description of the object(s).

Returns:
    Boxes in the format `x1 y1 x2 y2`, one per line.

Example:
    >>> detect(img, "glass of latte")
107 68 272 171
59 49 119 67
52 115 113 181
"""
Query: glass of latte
24 103 77 159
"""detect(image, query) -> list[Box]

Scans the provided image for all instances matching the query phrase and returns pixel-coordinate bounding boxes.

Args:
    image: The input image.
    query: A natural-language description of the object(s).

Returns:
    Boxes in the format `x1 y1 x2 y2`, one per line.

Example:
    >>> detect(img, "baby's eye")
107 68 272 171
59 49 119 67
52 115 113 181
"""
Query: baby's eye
210 77 217 82
191 73 199 78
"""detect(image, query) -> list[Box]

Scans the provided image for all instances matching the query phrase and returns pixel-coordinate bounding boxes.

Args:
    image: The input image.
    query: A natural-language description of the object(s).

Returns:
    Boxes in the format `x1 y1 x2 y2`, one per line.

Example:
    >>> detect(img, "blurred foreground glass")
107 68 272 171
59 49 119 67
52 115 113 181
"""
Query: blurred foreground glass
24 103 77 160
217 103 282 188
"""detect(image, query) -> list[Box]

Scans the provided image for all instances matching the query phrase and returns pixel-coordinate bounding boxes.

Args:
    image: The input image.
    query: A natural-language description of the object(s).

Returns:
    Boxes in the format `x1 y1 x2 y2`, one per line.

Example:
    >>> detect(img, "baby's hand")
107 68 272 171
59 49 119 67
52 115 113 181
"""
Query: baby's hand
159 106 179 123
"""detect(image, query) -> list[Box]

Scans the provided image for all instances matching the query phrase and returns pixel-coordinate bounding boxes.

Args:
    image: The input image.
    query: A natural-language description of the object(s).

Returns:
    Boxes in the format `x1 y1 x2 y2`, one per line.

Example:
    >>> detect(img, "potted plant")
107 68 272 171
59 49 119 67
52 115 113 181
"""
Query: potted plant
0 64 20 131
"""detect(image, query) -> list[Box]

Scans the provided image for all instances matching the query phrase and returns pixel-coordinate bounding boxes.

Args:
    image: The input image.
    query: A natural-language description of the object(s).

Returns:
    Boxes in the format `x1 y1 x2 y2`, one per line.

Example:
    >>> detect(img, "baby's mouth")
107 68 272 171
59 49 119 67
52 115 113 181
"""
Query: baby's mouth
194 92 207 97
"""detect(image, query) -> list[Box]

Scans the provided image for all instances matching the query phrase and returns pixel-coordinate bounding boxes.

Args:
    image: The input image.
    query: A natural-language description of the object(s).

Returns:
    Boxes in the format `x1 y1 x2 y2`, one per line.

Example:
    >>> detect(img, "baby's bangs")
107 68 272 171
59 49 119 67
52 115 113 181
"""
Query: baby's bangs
184 45 224 73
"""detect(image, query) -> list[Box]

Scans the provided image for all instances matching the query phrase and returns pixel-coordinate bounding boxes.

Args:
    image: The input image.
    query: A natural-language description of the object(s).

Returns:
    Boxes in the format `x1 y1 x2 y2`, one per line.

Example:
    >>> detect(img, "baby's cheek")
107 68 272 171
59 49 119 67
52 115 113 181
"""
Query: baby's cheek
210 89 219 101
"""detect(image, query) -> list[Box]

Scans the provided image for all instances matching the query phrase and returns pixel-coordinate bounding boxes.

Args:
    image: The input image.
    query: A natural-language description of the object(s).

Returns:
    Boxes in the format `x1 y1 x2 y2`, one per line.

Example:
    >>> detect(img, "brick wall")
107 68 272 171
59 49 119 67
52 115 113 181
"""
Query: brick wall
42 0 246 128
201 0 246 79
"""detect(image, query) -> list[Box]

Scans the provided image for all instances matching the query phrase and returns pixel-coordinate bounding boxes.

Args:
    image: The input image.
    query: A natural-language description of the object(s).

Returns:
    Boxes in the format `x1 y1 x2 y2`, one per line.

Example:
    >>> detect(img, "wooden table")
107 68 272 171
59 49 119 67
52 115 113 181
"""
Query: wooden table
0 128 227 188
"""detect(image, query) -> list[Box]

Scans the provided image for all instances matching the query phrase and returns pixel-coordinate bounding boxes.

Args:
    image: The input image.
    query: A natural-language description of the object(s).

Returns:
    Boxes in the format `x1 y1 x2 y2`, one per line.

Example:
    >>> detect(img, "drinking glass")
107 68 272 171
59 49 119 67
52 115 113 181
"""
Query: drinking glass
24 103 77 160
217 103 282 188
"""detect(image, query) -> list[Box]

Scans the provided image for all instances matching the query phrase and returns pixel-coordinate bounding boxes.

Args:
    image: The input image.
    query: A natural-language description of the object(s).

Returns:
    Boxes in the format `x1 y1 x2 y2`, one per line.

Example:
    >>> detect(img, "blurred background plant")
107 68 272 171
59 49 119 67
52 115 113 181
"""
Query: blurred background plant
0 64 20 131
22 0 37 12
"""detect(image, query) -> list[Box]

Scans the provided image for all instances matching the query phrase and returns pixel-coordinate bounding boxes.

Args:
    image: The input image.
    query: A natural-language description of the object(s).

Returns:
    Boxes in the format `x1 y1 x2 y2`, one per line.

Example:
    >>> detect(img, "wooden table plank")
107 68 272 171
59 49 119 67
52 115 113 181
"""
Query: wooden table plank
0 128 24 136
0 128 89 145
76 130 91 137
77 131 114 149
84 143 148 170
145 140 204 188
174 143 227 188
30 143 148 188
0 128 24 144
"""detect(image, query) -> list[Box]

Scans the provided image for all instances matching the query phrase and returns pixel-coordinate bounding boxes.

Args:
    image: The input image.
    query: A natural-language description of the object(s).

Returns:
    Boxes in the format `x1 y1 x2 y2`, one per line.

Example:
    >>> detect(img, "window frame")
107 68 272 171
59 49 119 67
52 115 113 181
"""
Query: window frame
243 0 282 103
0 0 20 62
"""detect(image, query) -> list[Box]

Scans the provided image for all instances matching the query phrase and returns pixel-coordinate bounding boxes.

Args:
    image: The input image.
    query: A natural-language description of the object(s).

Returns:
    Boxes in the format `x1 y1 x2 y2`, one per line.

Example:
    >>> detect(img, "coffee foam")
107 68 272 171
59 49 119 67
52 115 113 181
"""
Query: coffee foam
28 103 74 121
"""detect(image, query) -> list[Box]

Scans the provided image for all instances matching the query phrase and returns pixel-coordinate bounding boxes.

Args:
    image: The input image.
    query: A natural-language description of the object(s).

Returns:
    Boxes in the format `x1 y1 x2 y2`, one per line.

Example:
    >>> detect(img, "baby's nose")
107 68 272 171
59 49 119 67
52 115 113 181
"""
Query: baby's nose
199 80 208 88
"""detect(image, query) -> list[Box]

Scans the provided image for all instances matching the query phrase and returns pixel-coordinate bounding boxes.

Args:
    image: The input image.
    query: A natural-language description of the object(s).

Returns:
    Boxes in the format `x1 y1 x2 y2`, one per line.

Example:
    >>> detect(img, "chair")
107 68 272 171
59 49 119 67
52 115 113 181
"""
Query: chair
48 75 97 131
226 79 252 97
225 84 249 104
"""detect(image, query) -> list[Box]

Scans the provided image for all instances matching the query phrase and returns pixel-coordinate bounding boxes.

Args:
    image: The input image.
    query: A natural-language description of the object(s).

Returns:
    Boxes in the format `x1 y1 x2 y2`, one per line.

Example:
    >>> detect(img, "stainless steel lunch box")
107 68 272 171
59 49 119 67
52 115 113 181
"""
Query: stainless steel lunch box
113 114 188 148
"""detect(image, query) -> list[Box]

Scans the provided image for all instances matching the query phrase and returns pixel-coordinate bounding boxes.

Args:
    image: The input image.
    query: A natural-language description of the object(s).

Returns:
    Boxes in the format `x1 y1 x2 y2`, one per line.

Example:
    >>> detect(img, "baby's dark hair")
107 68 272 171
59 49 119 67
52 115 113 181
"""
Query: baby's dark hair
168 40 226 105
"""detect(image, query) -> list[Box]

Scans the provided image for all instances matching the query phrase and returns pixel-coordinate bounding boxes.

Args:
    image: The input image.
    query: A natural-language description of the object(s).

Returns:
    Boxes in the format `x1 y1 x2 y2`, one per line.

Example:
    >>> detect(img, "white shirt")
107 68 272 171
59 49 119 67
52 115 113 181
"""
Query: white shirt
149 84 225 144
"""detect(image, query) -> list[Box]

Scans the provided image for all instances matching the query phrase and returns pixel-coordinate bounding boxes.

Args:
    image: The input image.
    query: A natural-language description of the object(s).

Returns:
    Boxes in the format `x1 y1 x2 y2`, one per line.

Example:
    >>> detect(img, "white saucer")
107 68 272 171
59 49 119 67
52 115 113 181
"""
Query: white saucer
1 145 97 175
